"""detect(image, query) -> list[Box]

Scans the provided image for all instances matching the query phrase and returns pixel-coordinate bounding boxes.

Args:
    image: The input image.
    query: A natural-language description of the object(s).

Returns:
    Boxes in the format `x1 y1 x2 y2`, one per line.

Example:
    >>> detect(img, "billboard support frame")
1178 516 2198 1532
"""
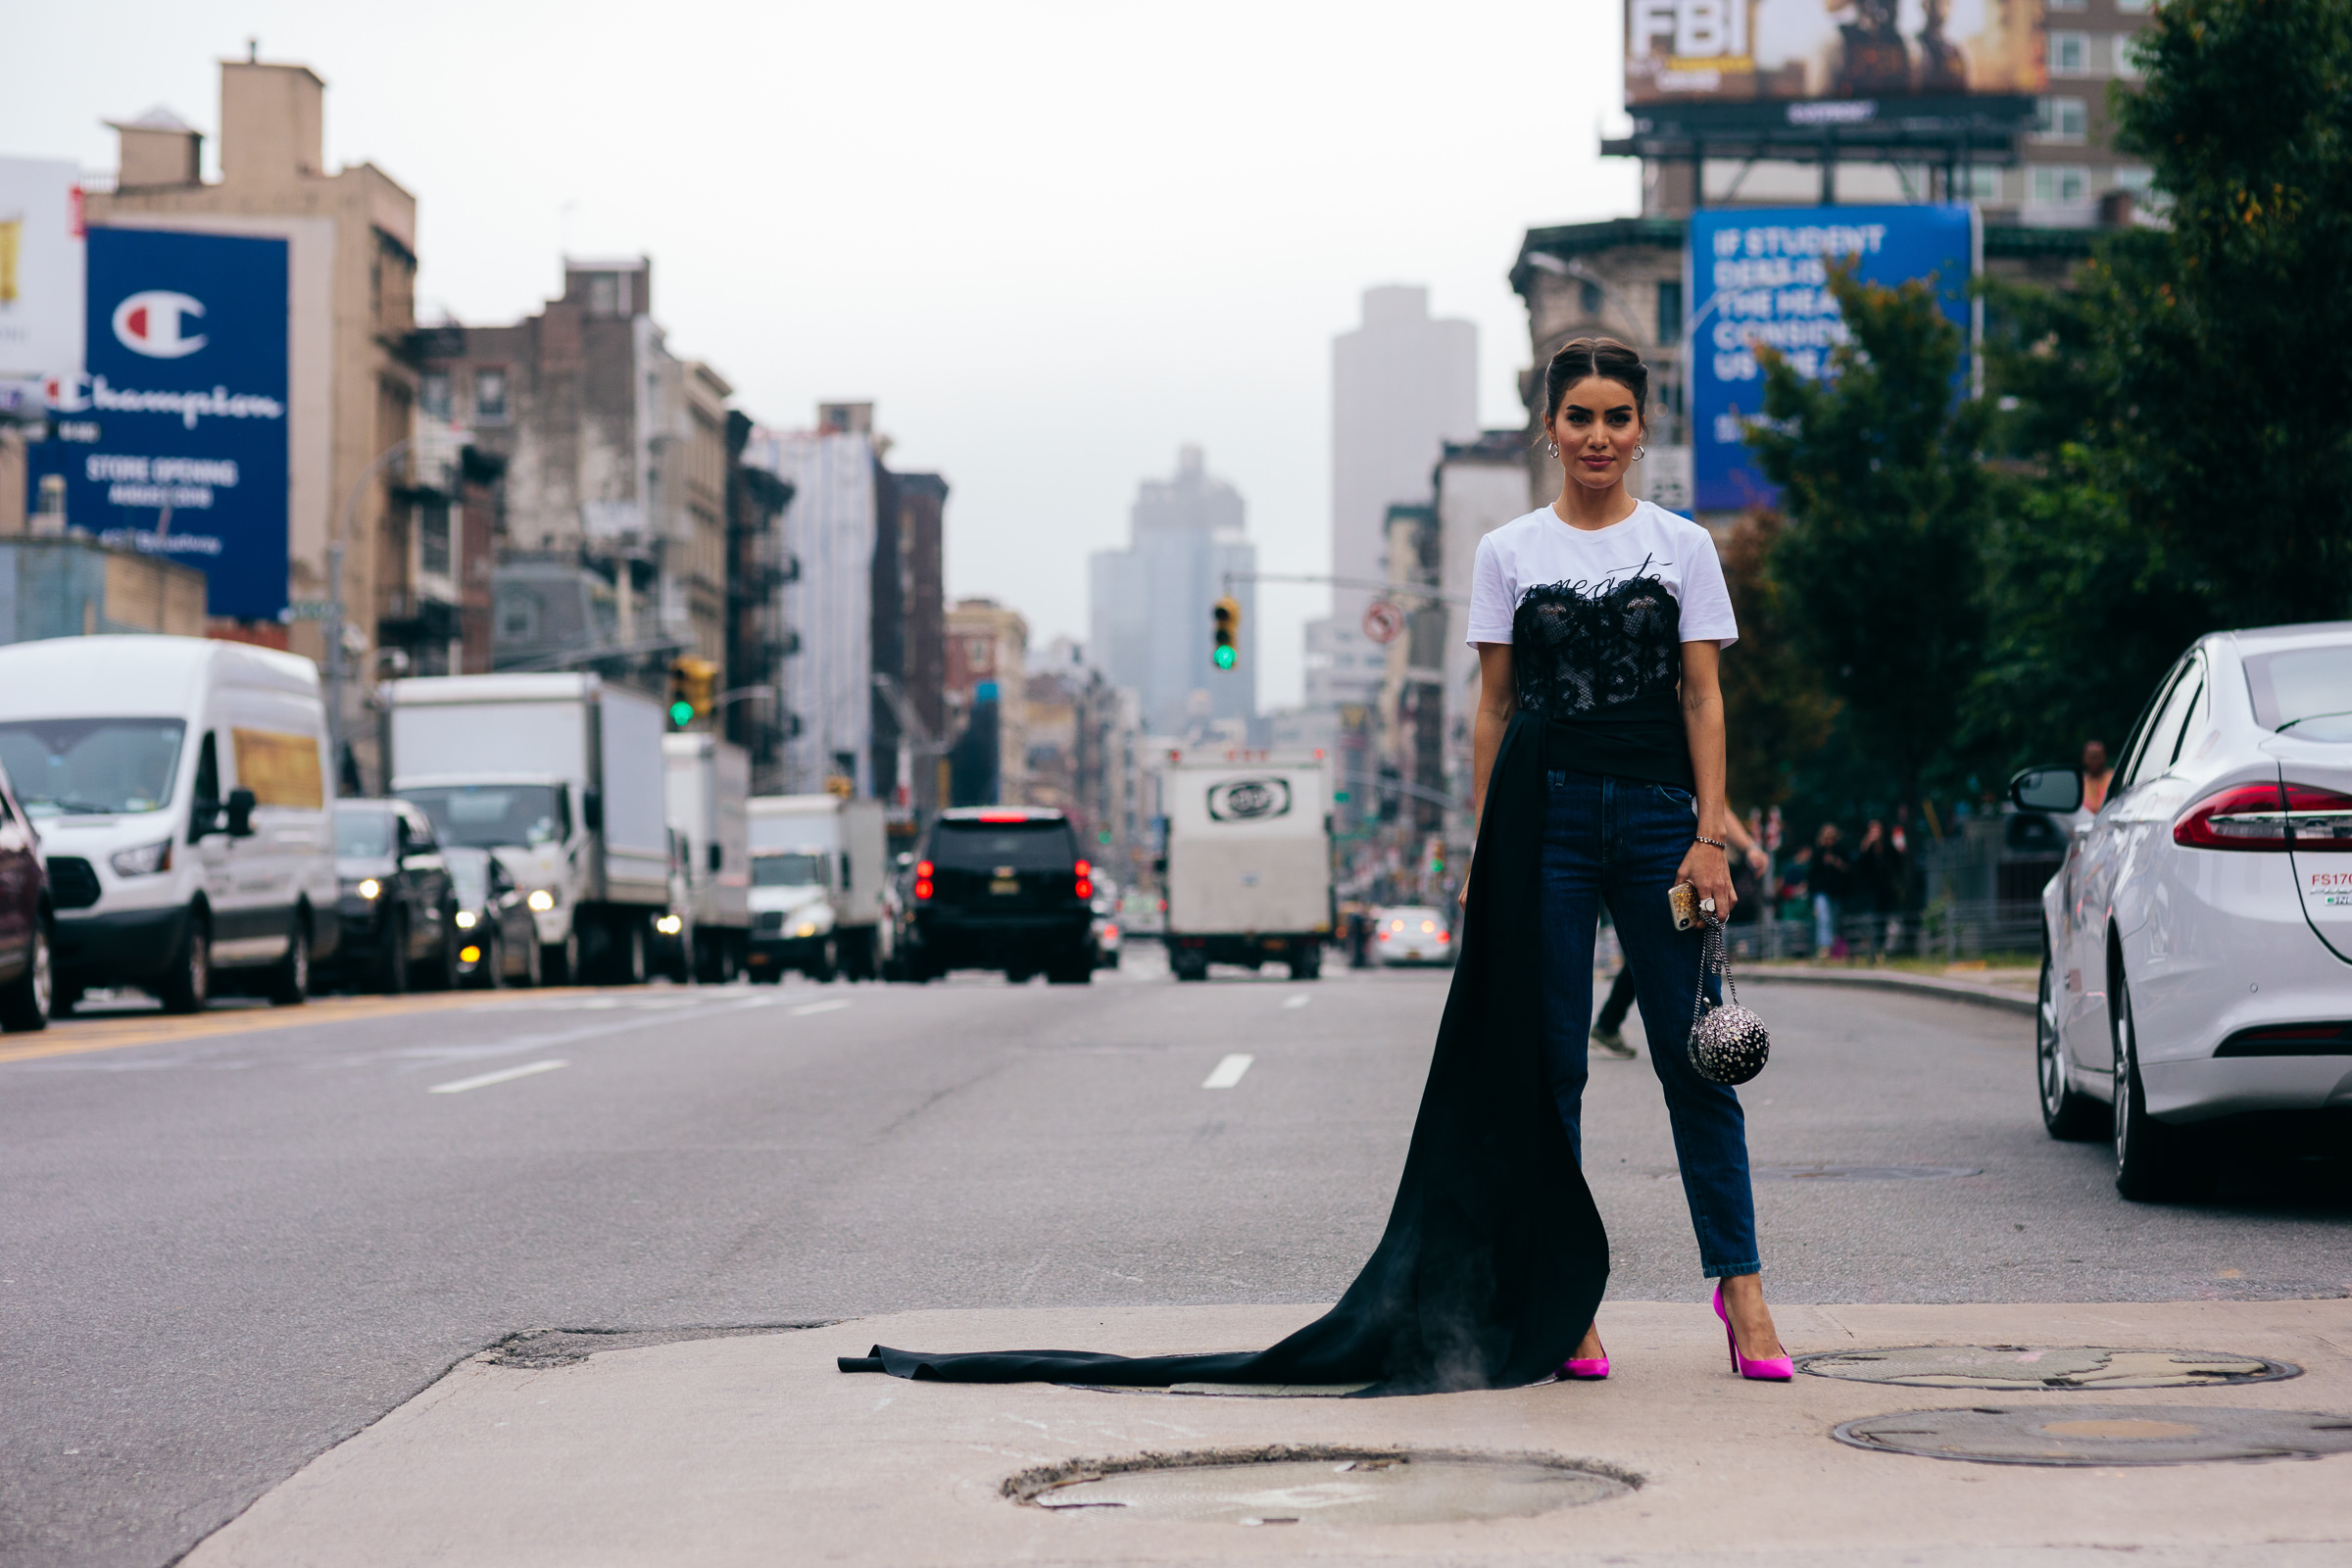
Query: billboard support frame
1607 94 2034 209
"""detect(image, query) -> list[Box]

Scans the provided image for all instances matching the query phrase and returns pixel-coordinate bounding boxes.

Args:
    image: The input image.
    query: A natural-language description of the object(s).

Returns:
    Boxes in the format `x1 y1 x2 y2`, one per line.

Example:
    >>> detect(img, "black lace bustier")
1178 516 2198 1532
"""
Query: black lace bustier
1509 571 1684 717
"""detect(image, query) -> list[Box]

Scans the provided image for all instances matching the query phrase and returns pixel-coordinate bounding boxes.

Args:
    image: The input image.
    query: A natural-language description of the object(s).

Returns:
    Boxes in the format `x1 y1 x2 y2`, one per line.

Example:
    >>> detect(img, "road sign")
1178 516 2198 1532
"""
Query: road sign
1362 599 1405 645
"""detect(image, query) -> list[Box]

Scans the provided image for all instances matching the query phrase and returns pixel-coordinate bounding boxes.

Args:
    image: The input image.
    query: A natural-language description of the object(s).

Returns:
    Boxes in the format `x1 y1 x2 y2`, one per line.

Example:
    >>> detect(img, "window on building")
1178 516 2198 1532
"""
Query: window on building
2048 30 2091 76
1579 278 1604 317
473 368 509 422
2113 165 2156 194
587 272 619 317
418 498 451 577
2112 32 2147 78
1963 165 2002 202
1655 279 1684 343
2032 166 2091 203
2034 96 2089 142
2046 0 2085 10
418 371 451 421
2115 0 2153 13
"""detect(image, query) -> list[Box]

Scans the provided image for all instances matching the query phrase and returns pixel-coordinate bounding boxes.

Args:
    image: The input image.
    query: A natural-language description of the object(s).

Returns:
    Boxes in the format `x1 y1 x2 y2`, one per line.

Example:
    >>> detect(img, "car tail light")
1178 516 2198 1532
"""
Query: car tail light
1437 929 1450 943
914 859 934 902
2176 782 2352 851
1378 930 1391 941
977 810 1027 822
1074 859 1093 899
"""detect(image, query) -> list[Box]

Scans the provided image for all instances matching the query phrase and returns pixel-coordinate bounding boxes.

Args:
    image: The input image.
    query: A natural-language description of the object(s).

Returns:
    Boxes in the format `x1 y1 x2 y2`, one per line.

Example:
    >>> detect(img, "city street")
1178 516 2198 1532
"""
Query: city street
4 958 2347 1566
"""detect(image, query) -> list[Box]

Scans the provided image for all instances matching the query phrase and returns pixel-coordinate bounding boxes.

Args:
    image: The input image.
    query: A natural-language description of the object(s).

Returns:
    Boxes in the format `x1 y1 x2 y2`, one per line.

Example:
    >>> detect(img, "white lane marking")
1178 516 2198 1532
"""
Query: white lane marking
1282 994 1311 1009
1202 1054 1253 1090
429 1059 568 1095
791 1000 851 1017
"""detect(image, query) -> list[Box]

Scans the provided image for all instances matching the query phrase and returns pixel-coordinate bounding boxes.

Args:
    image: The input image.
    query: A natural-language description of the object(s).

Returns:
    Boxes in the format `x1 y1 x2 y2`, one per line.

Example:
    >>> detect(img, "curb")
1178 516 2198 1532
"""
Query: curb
1742 965 2037 1017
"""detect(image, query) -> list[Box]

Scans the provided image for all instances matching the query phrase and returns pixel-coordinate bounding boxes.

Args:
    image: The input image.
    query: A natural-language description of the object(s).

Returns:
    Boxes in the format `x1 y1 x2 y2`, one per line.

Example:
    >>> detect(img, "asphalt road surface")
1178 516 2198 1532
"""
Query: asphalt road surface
5 952 2347 1566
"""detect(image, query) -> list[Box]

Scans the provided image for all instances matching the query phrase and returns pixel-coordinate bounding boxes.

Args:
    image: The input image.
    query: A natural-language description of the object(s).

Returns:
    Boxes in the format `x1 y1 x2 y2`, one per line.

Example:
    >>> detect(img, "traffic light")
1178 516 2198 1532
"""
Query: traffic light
1210 596 1241 671
667 656 719 728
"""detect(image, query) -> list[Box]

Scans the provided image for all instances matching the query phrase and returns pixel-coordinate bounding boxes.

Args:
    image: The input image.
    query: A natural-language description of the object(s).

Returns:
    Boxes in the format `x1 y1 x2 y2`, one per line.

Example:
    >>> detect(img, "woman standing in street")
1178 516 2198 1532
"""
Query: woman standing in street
839 338 1785 1396
1466 335 1788 1379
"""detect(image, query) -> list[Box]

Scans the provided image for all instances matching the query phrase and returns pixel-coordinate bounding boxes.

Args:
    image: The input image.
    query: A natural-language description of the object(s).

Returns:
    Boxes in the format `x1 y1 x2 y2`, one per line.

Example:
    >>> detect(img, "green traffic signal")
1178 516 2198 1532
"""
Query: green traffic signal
1213 645 1236 670
669 700 694 726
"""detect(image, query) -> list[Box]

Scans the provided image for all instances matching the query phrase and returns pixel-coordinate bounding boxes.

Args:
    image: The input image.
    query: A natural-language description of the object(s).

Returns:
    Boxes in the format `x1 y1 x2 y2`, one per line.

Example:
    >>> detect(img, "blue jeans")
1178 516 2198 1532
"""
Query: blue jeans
1813 892 1841 952
1538 769 1762 1279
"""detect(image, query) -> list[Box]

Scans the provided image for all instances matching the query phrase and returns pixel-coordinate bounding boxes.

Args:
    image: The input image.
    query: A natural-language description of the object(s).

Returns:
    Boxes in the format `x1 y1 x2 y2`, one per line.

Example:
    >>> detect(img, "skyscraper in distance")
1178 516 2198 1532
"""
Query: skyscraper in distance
1090 445 1256 739
1331 286 1479 636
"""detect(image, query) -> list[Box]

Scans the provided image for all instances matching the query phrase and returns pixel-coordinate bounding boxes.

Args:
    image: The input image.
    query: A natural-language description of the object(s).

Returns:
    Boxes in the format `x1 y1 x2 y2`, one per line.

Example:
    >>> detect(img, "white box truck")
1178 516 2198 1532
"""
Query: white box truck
662 733 750 981
1160 748 1333 981
746 794 889 983
384 674 667 984
0 635 339 1013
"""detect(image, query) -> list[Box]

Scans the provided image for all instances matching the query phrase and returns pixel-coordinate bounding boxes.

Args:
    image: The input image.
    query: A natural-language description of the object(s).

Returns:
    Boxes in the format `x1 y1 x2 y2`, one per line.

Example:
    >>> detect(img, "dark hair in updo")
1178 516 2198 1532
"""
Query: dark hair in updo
1544 336 1648 428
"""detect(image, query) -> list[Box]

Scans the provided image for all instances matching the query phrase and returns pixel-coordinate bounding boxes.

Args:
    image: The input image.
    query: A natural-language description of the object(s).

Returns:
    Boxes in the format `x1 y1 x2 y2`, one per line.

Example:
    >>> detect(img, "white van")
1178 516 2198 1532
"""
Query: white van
0 636 338 1012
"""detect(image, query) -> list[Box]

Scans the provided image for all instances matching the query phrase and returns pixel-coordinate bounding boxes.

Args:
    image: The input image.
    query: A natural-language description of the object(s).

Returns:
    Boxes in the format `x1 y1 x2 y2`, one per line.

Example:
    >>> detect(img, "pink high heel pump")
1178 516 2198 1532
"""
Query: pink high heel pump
1712 1283 1792 1381
1560 1332 1610 1381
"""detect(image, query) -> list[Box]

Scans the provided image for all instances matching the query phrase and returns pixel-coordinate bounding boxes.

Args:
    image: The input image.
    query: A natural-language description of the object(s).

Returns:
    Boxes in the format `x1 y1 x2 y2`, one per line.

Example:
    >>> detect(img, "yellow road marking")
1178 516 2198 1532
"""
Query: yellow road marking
0 989 612 1067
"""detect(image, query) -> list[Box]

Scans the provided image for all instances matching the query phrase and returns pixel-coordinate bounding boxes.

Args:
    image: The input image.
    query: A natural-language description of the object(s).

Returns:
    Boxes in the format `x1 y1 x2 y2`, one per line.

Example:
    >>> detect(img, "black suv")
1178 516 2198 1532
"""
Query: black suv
901 808 1094 984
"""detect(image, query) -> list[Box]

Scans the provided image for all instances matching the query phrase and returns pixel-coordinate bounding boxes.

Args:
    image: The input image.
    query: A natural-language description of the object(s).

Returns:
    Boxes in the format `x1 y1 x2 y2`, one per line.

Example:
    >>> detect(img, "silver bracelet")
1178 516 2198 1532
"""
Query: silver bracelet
1693 835 1728 851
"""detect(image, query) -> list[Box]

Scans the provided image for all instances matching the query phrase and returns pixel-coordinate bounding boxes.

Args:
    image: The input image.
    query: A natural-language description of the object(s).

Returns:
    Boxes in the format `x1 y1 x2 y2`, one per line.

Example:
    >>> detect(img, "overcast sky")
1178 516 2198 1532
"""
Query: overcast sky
6 1 1639 707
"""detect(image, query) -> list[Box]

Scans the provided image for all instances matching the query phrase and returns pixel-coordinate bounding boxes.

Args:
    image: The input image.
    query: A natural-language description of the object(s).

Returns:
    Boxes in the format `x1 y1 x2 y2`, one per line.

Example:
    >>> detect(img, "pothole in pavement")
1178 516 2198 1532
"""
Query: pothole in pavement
486 1321 835 1369
1833 1404 2352 1466
1006 1446 1637 1525
1797 1346 2301 1391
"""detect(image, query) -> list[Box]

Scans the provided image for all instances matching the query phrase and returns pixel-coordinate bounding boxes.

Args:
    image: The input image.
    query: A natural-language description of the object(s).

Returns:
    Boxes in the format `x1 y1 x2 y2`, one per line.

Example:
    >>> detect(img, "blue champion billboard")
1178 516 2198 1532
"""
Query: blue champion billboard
30 227 289 619
1686 204 1976 514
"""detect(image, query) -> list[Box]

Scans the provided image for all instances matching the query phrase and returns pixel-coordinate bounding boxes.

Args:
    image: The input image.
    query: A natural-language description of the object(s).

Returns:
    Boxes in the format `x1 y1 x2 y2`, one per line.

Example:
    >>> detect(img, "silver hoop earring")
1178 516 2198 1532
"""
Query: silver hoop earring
1634 445 1646 462
1546 440 1559 457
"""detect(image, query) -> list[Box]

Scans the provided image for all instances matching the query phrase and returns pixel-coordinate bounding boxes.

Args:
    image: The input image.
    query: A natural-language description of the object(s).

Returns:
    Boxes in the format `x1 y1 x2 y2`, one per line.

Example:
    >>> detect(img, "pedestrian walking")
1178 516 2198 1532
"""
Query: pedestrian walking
1855 818 1906 956
839 336 1788 1394
1810 822 1851 956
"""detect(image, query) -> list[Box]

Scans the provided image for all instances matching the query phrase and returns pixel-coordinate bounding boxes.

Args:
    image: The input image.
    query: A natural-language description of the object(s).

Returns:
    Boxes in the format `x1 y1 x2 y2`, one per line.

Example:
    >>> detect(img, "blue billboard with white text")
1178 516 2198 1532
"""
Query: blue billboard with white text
1686 204 1975 514
28 226 289 620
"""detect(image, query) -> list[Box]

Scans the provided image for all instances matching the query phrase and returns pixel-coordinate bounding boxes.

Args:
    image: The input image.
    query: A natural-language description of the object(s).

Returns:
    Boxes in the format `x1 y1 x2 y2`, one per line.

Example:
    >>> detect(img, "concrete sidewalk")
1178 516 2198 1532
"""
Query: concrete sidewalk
1745 964 2039 1016
187 1298 2352 1566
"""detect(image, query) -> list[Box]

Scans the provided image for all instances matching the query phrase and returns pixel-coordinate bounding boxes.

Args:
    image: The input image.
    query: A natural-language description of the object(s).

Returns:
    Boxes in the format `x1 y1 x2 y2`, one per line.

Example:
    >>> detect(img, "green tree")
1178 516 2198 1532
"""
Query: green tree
1973 0 2352 769
1718 509 1838 809
2103 0 2352 629
1745 265 1991 808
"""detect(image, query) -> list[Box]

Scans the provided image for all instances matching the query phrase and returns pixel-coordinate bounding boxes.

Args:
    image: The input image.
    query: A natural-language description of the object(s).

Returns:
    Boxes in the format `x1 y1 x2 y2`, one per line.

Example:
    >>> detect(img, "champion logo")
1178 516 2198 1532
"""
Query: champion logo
112 290 208 359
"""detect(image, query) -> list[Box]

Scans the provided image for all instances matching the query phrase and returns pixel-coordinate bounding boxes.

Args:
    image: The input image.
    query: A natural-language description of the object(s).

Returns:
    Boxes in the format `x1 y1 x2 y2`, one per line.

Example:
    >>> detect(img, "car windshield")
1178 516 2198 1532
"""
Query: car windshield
2246 645 2352 740
445 854 491 906
334 808 397 858
754 852 827 888
0 718 185 817
402 784 568 849
928 820 1077 870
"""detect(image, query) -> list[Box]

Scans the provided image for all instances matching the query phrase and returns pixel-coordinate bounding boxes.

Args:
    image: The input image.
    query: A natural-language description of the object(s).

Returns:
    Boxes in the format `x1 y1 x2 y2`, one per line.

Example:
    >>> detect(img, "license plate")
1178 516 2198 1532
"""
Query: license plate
990 877 1020 895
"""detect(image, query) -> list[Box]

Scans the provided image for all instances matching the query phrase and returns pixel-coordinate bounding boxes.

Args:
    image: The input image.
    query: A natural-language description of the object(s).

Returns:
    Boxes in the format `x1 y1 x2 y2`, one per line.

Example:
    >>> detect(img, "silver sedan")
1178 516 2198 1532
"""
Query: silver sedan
2012 621 2352 1200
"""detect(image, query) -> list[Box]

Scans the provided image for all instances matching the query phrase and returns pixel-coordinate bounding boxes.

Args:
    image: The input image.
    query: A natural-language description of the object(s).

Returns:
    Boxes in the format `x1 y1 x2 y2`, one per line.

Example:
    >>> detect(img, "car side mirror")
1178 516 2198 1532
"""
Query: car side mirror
708 843 722 873
2009 765 2084 814
581 790 604 833
225 788 258 838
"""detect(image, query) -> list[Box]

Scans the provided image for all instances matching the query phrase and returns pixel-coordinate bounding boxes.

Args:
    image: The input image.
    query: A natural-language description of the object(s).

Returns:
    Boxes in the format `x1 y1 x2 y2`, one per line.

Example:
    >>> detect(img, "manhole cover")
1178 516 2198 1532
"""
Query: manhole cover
1007 1446 1635 1525
1753 1164 1982 1181
1833 1404 2352 1466
1797 1346 2299 1391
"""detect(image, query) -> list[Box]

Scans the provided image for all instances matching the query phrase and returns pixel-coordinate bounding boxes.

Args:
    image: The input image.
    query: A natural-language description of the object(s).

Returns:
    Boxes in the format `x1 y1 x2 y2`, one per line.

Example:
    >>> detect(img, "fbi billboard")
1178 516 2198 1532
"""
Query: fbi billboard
27 226 289 619
1687 203 1976 513
1627 0 2044 105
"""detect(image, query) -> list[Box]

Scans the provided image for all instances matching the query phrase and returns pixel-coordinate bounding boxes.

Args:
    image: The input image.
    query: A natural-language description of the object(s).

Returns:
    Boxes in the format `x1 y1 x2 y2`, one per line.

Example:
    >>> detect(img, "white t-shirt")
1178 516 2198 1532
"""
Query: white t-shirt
1465 499 1738 650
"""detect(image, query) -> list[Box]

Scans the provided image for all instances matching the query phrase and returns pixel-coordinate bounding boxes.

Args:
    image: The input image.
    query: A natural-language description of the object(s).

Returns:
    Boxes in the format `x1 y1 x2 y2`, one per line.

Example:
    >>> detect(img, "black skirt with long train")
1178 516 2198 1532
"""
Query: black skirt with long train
835 710 1608 1396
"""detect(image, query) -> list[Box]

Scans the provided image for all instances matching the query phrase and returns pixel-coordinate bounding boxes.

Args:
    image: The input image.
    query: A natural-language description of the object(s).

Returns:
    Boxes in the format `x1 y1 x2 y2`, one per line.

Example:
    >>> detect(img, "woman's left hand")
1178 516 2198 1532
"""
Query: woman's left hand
1677 840 1737 924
